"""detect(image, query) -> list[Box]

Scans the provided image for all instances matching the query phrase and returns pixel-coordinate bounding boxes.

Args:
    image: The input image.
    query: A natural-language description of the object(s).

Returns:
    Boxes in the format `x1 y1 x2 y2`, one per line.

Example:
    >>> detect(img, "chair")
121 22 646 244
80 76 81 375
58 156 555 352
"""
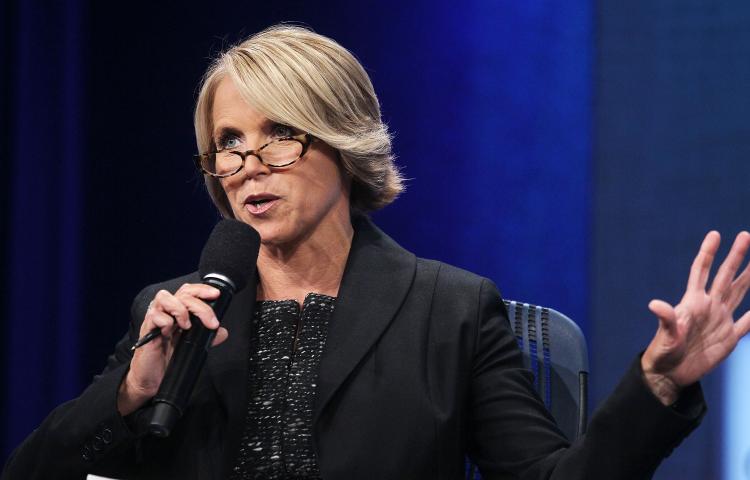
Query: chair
504 300 589 440
466 300 589 479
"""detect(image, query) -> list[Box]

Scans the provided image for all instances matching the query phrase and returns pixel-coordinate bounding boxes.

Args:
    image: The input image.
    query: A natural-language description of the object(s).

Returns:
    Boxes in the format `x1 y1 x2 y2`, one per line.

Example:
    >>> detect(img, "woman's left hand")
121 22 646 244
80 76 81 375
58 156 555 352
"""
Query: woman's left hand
642 231 750 405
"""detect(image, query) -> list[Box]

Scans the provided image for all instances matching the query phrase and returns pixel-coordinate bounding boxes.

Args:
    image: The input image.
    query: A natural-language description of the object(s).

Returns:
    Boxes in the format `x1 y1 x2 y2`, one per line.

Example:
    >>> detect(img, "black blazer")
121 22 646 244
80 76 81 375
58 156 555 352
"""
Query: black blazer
3 215 704 480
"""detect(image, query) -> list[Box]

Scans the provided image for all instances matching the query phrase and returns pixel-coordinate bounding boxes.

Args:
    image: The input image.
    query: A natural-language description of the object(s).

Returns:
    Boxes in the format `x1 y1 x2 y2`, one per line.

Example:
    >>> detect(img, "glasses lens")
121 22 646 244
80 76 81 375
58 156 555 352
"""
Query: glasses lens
207 151 243 176
262 139 303 167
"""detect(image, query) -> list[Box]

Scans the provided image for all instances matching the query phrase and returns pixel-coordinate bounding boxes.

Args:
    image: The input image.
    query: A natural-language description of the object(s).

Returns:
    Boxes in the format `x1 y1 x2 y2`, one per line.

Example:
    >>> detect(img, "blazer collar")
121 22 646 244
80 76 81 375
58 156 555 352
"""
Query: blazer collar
313 213 417 424
206 213 417 468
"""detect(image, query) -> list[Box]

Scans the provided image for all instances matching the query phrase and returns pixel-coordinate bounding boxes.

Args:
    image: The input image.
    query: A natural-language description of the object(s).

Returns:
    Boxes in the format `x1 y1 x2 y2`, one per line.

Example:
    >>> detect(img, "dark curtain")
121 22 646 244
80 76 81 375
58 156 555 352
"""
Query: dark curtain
2 0 86 457
0 0 12 459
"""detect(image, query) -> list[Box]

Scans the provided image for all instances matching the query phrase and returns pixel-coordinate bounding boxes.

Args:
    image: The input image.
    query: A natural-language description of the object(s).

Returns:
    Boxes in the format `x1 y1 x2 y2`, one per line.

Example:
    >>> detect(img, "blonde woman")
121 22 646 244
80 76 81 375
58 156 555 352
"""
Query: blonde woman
4 25 750 480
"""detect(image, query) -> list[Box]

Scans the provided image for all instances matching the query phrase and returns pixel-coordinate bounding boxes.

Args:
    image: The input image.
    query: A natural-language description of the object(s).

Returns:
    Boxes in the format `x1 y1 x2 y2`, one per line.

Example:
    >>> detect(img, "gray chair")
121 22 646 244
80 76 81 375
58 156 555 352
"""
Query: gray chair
504 300 589 440
466 300 589 479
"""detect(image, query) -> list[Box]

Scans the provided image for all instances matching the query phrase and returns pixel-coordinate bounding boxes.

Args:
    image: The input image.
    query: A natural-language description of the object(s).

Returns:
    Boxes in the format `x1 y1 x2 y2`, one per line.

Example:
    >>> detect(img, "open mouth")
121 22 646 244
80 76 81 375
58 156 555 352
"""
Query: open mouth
245 195 279 215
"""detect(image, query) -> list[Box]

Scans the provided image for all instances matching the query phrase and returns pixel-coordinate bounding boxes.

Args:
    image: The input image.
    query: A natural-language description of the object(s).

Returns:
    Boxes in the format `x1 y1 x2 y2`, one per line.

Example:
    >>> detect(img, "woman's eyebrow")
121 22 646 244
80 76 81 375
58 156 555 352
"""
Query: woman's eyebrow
212 118 278 141
213 125 244 141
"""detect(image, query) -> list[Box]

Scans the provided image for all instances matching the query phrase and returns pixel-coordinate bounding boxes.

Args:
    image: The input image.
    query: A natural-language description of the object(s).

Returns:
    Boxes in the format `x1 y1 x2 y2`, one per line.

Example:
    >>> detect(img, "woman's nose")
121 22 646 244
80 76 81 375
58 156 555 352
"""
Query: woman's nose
242 153 272 179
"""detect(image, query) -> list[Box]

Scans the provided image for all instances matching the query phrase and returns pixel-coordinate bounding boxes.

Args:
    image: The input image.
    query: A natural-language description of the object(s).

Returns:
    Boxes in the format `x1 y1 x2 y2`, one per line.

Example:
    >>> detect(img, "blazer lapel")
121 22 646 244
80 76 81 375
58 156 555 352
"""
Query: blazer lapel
205 273 258 475
203 214 416 469
313 214 417 425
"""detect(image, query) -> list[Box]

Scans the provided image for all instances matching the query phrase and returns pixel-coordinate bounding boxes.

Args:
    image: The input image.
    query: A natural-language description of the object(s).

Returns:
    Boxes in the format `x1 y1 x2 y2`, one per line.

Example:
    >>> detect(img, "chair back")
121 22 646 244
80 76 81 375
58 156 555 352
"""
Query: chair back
504 300 588 441
466 300 589 480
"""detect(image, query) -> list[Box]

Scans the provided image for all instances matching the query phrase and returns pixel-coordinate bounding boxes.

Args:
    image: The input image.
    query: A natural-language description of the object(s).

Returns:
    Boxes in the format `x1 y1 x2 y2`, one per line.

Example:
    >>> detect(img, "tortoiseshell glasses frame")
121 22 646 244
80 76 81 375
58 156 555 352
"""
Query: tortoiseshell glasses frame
194 132 314 178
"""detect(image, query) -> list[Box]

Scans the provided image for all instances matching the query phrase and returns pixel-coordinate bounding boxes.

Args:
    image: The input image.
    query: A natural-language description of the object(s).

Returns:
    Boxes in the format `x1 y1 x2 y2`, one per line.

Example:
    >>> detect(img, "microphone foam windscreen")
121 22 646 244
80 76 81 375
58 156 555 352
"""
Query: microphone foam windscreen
198 219 261 292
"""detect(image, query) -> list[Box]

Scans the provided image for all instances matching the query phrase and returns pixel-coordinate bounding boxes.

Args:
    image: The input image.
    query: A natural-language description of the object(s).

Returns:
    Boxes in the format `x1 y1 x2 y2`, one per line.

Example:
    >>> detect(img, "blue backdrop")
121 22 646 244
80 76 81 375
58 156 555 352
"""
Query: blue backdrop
2 1 748 478
593 3 750 478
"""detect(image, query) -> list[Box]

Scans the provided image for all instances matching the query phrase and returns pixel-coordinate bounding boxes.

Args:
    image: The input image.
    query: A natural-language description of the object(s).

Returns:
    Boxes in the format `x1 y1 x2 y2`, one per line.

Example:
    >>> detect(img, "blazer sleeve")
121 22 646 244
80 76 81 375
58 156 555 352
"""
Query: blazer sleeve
1 288 156 480
469 279 706 480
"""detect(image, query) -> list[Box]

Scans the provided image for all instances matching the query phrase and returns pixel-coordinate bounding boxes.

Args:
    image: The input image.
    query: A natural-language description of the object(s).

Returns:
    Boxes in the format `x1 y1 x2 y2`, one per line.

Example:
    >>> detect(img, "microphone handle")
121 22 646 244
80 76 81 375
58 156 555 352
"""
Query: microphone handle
148 276 234 437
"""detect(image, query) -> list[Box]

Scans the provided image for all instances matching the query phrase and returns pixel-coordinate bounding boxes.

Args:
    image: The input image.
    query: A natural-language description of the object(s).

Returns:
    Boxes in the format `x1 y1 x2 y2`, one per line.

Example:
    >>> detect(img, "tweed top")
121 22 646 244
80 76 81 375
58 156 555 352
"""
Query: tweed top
230 293 335 480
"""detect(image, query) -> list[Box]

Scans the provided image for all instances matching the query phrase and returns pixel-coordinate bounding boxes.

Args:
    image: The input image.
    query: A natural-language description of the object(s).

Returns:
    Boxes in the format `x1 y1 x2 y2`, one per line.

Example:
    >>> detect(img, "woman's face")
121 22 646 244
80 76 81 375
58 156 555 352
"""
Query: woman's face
212 76 351 248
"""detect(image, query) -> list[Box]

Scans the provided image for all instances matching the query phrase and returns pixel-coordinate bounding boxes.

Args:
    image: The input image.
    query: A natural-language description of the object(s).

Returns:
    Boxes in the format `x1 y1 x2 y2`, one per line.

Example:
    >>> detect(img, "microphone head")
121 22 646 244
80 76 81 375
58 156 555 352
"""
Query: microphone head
198 219 260 292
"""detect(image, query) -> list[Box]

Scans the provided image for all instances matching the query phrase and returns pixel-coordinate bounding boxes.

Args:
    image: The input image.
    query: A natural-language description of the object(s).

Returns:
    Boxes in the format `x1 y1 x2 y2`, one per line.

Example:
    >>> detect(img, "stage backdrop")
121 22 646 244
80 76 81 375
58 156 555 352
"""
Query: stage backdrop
3 1 749 478
593 2 750 478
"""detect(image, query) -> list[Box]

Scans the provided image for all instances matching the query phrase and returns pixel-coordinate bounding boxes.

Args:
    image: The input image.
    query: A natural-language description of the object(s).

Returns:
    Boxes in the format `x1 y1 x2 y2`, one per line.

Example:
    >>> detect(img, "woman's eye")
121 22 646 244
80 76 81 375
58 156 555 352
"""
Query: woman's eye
271 124 294 138
217 136 241 151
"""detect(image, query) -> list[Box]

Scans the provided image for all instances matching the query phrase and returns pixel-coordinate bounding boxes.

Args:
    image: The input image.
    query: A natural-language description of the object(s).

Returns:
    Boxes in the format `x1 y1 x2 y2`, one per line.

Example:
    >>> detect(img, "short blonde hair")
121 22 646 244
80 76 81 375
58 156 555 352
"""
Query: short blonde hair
194 25 404 217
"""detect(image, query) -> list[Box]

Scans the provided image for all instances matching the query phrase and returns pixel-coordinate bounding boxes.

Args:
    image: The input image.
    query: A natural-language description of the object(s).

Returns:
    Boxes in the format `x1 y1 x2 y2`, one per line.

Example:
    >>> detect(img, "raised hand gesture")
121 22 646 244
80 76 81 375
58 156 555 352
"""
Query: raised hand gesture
642 231 750 405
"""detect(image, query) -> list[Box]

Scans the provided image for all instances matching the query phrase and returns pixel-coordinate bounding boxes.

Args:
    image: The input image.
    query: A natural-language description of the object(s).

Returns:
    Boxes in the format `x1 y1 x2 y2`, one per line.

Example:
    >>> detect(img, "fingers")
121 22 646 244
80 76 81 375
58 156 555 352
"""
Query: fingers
148 308 181 339
710 231 750 297
686 231 720 292
179 294 220 329
726 262 750 311
143 284 221 337
148 290 189 331
211 327 229 347
649 299 677 333
735 310 750 339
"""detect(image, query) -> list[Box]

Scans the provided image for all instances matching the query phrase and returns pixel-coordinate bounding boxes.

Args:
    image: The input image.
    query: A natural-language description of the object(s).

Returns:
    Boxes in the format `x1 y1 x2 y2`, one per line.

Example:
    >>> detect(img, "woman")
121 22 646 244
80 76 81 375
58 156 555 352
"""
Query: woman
4 25 750 480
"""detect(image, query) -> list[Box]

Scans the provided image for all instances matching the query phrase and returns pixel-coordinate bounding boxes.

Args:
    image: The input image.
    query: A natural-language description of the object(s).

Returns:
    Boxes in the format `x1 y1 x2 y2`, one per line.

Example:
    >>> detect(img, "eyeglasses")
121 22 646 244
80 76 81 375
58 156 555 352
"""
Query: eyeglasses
194 132 314 178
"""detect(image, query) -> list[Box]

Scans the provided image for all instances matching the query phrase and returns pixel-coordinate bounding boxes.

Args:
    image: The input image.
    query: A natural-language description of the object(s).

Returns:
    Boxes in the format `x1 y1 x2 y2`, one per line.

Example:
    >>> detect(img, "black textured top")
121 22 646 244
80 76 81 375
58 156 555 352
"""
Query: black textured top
230 293 335 480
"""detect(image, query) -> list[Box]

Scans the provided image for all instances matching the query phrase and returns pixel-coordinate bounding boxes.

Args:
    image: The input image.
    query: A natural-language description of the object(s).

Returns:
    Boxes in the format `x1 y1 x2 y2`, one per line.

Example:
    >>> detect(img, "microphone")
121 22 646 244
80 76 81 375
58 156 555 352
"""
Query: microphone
148 219 260 437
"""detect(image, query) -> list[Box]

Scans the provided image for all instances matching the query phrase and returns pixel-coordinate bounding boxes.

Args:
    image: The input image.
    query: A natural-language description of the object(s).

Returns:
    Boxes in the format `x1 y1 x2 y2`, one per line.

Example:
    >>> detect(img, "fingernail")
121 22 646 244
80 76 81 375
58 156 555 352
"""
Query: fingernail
212 317 220 328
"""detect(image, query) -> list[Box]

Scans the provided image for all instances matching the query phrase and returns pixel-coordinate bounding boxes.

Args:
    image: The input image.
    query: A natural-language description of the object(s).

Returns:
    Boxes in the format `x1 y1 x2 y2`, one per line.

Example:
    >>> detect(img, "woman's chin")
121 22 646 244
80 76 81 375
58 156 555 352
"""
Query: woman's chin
255 225 295 249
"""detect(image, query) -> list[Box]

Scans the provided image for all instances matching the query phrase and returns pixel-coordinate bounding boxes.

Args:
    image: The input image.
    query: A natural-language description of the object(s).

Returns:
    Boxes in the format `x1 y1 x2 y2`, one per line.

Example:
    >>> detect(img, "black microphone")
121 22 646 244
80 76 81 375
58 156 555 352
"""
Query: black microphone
148 219 260 437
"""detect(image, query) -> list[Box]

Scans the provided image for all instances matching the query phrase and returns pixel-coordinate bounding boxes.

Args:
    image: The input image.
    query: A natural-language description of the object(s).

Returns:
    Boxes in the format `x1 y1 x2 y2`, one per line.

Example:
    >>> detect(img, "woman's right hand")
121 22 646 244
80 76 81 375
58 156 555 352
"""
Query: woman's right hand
117 283 229 416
